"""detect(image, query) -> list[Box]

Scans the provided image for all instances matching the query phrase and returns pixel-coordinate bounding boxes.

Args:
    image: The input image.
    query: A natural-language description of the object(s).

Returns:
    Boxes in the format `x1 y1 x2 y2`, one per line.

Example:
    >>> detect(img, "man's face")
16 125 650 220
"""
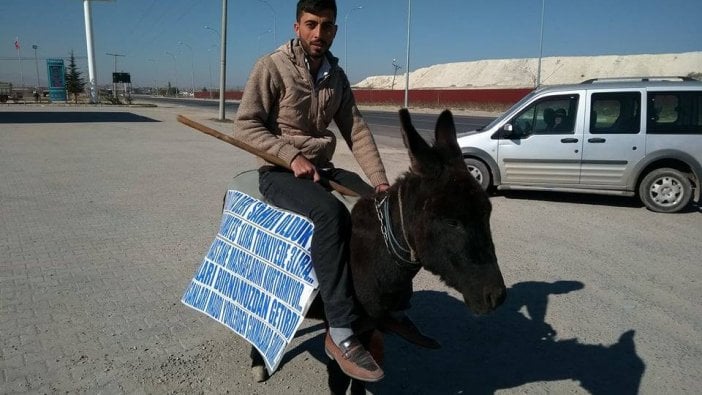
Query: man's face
294 10 337 59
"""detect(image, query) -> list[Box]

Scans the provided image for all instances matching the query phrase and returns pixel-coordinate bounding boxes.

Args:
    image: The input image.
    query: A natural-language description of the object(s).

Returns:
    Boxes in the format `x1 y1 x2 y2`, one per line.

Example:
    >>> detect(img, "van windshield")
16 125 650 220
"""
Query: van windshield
479 90 538 131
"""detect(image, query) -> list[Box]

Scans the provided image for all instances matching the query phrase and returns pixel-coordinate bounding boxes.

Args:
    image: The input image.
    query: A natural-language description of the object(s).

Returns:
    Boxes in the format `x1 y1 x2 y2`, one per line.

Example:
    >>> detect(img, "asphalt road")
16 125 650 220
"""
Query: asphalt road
133 95 494 145
1 102 699 394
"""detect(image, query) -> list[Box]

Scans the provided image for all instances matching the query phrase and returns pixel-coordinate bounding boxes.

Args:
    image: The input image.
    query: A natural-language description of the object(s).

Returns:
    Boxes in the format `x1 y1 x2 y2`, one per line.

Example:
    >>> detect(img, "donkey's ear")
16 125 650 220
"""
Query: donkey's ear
434 110 463 163
399 109 440 175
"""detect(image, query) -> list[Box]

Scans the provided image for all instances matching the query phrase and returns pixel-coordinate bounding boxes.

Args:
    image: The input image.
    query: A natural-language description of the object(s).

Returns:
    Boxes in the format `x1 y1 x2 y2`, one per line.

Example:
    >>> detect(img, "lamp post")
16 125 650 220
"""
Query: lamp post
257 0 276 44
257 29 272 55
391 59 402 90
536 0 545 87
206 45 217 99
147 58 159 95
204 26 220 101
344 6 363 76
165 51 178 96
106 52 125 99
178 41 196 97
32 44 40 91
218 0 228 120
404 0 412 107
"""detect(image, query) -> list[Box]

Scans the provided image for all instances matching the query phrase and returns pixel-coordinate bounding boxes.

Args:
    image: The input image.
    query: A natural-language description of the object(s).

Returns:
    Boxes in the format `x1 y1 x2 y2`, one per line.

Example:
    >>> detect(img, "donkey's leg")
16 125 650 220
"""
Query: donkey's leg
250 346 269 382
327 358 352 395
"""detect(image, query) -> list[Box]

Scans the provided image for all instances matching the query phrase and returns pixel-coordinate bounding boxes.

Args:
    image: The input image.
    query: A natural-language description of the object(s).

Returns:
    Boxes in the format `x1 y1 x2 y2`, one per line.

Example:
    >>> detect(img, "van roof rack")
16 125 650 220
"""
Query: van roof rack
580 76 696 84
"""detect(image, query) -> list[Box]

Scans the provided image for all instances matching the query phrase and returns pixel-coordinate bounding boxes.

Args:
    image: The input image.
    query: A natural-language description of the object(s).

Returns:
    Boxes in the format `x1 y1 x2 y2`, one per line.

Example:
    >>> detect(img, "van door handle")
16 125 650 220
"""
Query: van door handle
588 138 606 143
560 138 579 143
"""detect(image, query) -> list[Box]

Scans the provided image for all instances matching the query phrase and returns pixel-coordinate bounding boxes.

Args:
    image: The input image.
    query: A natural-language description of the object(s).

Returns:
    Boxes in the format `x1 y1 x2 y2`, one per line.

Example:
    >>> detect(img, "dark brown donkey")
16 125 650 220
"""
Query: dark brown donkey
251 109 507 393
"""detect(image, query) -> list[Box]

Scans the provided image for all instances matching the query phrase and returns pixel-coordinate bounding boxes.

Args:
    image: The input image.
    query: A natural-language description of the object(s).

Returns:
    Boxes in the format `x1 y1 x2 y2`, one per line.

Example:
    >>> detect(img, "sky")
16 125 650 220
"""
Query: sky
1 0 701 90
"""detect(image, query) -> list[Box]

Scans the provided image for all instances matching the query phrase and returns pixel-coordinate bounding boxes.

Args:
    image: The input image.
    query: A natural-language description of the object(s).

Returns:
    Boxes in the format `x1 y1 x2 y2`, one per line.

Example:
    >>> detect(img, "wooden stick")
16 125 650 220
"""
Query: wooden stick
177 114 360 197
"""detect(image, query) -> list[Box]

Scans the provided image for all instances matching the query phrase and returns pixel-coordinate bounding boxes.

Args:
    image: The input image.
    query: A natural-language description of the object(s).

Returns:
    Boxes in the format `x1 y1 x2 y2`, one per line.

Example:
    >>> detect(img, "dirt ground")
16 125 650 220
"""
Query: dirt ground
1 104 700 394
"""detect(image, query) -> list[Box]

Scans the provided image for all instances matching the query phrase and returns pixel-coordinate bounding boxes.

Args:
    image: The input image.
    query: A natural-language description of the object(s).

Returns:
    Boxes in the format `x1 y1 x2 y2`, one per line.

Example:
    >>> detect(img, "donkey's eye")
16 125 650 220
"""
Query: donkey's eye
446 219 461 228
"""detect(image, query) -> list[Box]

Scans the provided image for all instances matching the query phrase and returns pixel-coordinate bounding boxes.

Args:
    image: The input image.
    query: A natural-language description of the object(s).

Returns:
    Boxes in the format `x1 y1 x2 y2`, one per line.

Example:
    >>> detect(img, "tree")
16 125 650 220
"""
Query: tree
64 50 86 104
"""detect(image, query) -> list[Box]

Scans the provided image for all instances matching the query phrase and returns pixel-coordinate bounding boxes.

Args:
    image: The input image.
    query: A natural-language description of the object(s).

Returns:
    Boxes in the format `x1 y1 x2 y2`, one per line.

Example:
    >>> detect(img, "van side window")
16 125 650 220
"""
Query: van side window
648 92 702 134
510 94 579 137
590 92 641 134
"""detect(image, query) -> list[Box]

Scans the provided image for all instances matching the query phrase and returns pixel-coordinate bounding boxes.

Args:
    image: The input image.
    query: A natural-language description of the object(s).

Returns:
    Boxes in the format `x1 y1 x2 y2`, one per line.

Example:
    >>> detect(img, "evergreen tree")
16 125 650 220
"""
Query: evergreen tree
64 50 86 103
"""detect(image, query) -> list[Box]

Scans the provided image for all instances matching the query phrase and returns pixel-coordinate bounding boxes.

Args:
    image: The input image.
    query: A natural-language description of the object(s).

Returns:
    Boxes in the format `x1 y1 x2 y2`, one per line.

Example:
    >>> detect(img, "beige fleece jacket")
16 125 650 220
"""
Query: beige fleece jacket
233 39 389 187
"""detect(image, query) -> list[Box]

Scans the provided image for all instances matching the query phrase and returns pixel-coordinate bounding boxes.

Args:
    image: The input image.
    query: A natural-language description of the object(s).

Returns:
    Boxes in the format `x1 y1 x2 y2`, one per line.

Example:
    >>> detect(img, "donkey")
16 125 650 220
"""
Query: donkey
250 109 506 393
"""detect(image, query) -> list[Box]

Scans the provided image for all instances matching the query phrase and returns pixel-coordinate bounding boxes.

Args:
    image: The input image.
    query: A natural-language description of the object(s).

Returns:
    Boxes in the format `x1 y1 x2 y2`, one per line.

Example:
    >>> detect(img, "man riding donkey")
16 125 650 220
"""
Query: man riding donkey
234 0 438 382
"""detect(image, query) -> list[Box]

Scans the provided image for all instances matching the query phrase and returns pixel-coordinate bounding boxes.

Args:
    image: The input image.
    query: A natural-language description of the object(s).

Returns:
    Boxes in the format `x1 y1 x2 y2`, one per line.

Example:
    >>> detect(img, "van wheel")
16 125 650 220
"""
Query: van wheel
464 158 491 191
638 168 692 213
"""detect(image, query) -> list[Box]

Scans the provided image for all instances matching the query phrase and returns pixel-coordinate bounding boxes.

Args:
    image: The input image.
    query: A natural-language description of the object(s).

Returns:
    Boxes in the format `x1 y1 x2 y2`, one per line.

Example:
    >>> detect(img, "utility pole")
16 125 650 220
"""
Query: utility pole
344 6 363 76
391 59 402 90
218 0 228 121
82 0 105 104
178 41 195 97
106 52 124 99
257 0 276 44
15 37 24 89
32 44 40 90
404 0 412 108
536 0 545 87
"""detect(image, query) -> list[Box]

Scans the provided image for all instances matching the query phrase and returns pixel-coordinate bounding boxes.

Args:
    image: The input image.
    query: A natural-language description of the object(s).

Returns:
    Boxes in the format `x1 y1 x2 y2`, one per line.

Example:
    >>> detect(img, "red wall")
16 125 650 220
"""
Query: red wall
195 88 532 108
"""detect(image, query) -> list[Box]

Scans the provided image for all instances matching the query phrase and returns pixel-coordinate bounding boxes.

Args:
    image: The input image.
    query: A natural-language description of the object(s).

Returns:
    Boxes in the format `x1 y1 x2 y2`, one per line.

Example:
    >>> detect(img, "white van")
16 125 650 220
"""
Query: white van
457 77 702 213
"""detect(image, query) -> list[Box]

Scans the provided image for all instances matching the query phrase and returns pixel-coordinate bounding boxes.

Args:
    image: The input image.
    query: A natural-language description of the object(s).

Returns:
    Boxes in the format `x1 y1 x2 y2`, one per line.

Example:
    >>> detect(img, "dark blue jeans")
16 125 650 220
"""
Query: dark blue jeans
258 166 374 328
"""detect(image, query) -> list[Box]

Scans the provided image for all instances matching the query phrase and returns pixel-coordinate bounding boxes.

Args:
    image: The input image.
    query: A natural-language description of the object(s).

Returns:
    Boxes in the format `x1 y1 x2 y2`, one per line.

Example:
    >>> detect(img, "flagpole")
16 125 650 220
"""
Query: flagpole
16 37 24 88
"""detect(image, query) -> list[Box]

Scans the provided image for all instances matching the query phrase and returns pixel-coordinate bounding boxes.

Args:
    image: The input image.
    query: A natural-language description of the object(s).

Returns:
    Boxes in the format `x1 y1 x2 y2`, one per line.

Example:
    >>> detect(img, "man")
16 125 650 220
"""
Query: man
552 108 568 131
234 0 432 382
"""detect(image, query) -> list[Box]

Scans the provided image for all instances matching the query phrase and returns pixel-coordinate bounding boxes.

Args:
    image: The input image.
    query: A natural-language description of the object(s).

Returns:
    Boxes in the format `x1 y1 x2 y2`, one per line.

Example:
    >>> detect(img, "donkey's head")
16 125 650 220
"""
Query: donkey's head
398 109 506 314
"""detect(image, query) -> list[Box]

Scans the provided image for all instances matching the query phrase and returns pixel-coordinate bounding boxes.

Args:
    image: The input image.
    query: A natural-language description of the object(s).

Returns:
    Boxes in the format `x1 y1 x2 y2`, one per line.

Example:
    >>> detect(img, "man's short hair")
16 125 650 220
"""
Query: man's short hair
297 0 337 22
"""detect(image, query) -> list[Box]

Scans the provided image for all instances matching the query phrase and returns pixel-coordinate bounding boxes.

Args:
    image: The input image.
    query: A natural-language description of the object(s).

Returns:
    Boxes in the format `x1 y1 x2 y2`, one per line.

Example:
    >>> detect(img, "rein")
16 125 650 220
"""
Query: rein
374 184 421 269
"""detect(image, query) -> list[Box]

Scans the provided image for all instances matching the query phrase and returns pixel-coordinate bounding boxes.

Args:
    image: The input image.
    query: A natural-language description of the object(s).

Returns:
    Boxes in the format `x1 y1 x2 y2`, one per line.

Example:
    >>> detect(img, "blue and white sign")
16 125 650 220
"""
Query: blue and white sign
182 190 318 374
46 58 67 102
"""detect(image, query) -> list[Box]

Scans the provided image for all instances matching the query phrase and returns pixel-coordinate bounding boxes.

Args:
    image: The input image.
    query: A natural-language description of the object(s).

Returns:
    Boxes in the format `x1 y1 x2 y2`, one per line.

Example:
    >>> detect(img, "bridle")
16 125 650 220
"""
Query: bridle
374 184 421 270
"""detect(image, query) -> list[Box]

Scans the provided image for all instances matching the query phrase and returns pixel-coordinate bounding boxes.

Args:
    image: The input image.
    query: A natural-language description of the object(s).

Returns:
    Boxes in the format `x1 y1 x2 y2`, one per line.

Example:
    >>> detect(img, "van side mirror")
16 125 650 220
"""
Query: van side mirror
493 123 514 139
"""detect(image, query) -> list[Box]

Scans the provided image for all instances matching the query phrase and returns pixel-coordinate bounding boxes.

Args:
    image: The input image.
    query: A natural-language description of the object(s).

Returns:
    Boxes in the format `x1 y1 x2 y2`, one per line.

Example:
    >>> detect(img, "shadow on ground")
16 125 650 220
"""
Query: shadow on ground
0 112 159 123
280 281 645 394
498 189 701 213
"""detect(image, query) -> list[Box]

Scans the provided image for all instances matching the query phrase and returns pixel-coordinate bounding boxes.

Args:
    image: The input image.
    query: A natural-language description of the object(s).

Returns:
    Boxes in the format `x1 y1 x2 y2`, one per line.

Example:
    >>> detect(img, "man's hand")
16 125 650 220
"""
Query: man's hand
290 154 320 182
375 183 390 193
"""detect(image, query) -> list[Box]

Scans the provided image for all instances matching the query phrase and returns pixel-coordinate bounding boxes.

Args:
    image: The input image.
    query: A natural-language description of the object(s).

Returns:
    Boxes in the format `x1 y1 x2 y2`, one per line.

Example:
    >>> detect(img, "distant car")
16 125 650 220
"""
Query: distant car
458 77 702 213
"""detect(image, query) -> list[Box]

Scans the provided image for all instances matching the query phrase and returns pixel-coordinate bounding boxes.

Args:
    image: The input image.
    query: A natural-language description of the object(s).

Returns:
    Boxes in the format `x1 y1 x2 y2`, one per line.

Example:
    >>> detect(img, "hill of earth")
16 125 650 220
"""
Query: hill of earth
354 51 702 89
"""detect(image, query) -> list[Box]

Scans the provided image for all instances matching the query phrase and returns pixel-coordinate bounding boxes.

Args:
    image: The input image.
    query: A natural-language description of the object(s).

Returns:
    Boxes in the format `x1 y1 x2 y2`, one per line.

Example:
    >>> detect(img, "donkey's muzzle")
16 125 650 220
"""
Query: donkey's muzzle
467 284 506 314
484 284 507 310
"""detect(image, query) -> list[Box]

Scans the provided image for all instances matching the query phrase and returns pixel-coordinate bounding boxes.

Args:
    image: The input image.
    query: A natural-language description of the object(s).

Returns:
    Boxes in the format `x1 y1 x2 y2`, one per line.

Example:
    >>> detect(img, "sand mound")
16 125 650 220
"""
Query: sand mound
354 51 702 89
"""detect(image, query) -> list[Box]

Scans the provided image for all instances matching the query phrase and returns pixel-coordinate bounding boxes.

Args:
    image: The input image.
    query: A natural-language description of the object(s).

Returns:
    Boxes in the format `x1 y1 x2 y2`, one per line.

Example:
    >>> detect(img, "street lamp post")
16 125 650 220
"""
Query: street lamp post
391 59 402 90
178 41 196 97
206 45 217 99
32 44 40 91
217 0 228 120
165 51 178 96
344 6 363 76
106 52 125 99
257 29 272 55
205 1 228 120
536 0 545 87
204 25 220 101
147 58 159 95
404 0 412 107
257 0 277 44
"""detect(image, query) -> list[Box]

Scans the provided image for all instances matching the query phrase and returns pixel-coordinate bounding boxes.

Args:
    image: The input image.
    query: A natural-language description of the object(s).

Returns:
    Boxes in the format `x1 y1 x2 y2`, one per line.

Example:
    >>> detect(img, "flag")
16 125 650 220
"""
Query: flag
14 37 20 50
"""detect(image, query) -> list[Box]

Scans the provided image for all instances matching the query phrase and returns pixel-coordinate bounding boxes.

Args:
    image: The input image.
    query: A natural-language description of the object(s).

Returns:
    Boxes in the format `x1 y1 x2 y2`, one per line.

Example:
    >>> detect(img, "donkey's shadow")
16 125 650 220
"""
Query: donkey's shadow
280 280 645 394
369 281 645 394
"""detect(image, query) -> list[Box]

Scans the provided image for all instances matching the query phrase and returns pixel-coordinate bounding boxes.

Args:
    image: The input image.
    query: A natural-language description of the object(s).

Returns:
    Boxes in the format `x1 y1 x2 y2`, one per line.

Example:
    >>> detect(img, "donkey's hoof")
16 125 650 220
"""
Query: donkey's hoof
252 365 269 382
